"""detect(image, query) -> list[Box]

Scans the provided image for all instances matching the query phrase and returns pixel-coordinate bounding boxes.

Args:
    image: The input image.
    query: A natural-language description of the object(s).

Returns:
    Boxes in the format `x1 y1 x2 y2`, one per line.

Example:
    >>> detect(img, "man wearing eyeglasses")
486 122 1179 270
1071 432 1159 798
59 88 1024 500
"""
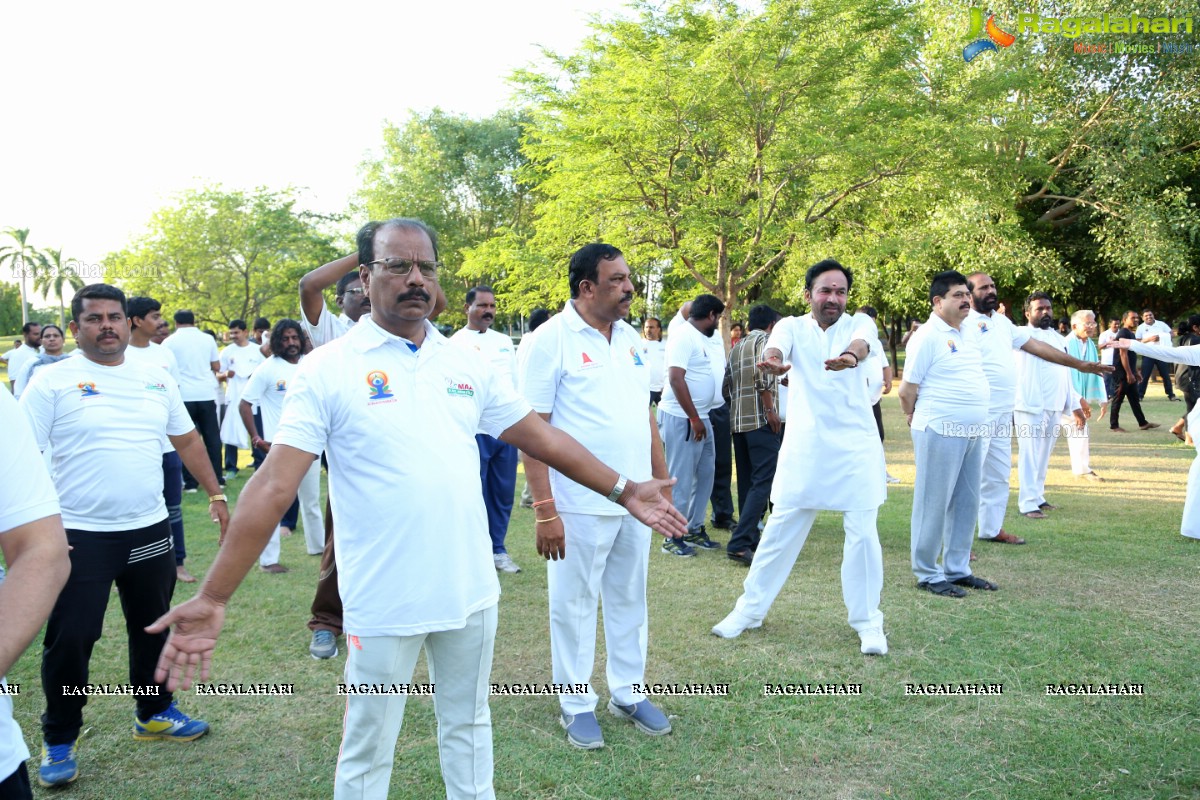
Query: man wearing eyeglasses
451 286 522 574
151 219 687 800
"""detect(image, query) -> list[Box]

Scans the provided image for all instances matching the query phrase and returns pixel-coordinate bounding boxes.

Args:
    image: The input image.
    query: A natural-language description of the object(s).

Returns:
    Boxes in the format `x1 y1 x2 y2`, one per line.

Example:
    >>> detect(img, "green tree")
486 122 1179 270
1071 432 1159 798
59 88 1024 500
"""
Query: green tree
107 187 341 327
0 283 24 335
0 227 42 325
34 248 85 328
357 108 536 327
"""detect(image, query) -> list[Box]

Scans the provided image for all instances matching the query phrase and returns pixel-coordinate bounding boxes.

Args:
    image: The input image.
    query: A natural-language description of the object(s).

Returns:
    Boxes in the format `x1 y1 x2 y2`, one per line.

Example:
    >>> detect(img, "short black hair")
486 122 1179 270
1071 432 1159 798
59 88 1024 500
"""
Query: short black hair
127 296 162 330
465 286 495 306
72 284 127 322
21 322 40 334
690 294 725 320
568 243 624 299
529 308 551 331
1024 291 1052 314
228 319 247 331
39 324 64 339
747 304 780 332
174 309 195 325
356 218 440 267
805 258 853 292
929 271 968 304
335 272 361 298
253 317 271 332
269 319 308 358
857 305 878 319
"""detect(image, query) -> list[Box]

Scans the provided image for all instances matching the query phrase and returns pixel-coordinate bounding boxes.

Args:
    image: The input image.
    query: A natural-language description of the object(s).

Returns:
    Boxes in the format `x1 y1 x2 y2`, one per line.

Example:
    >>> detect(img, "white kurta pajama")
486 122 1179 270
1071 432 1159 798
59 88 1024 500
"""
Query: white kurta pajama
1127 342 1200 539
218 341 264 448
728 312 887 634
1013 328 1081 514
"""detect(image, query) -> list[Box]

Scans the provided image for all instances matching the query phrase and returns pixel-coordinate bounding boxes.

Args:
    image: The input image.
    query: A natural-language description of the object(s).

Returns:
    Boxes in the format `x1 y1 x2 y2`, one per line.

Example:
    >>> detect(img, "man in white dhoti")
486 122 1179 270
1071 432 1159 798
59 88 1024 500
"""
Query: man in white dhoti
1064 310 1107 481
1106 335 1200 539
711 259 889 656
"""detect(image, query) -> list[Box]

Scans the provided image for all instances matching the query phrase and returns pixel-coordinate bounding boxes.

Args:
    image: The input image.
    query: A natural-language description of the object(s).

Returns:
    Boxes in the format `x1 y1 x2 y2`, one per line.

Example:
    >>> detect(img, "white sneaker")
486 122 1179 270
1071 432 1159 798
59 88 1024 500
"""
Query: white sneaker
711 609 763 639
494 552 521 574
858 627 888 655
886 473 901 484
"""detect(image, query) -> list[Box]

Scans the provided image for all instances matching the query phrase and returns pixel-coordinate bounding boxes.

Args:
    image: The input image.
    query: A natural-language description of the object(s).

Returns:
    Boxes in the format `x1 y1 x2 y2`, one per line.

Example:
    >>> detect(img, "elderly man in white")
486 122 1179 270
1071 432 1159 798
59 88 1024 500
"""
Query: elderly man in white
1064 309 1108 481
712 259 889 656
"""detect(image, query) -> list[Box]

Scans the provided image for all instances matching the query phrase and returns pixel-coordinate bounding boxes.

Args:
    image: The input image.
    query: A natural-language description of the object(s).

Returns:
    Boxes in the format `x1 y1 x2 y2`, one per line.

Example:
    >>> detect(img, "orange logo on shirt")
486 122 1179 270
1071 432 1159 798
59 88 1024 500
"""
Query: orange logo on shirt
947 340 958 353
78 381 100 397
582 352 594 365
366 371 393 400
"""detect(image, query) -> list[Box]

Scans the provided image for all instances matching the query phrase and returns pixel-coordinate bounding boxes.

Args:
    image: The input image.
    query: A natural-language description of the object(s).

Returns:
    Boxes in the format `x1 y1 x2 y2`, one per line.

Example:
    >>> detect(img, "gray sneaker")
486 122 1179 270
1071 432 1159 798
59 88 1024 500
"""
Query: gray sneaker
493 552 521 573
309 630 338 660
607 699 672 736
561 711 604 749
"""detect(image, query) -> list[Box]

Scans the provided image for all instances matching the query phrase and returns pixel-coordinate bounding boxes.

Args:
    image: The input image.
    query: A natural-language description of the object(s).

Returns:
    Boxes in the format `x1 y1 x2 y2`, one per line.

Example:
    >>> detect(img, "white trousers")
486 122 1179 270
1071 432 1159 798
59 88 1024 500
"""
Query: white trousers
259 459 323 564
1015 410 1060 513
976 414 1012 539
334 605 497 800
548 512 649 715
732 505 884 633
1062 414 1091 475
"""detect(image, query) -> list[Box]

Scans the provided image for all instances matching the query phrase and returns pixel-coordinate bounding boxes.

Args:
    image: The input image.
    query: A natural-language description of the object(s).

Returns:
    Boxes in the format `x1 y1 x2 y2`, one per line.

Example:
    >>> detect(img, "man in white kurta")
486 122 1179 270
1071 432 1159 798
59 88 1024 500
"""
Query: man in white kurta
1064 310 1107 480
711 260 888 655
1014 292 1085 517
218 321 265 477
899 271 997 599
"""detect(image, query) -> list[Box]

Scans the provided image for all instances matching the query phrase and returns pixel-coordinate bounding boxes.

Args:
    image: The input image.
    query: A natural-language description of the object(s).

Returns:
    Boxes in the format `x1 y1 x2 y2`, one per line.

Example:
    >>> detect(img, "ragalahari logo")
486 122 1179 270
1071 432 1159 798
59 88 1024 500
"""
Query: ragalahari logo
964 7 1016 62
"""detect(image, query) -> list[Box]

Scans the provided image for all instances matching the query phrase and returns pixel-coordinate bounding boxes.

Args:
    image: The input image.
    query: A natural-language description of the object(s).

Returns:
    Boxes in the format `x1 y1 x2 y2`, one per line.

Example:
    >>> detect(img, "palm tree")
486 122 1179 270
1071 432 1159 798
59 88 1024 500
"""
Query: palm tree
35 248 85 327
0 227 41 326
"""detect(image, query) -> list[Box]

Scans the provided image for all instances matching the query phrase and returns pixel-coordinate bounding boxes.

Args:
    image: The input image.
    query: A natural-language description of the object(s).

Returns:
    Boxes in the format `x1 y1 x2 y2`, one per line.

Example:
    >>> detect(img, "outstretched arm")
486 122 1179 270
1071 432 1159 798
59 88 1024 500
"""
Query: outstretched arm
1020 338 1113 375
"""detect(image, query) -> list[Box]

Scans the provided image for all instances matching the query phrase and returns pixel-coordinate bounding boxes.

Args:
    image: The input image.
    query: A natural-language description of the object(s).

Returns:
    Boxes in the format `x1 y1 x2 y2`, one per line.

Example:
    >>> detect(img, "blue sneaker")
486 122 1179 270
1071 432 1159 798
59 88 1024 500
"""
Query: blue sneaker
608 699 672 736
683 527 722 550
133 701 209 741
38 741 78 787
560 711 604 749
661 538 696 557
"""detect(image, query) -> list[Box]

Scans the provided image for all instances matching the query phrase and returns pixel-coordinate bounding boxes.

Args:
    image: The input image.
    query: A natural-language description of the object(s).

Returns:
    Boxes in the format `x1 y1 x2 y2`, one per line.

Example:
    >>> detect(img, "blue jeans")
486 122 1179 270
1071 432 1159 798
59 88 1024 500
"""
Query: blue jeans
477 434 518 554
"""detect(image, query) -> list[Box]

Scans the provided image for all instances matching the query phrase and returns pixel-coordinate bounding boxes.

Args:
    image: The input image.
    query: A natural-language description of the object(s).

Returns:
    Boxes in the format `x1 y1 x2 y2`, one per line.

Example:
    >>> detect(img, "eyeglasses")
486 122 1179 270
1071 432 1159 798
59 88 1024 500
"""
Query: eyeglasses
343 288 366 296
366 258 441 278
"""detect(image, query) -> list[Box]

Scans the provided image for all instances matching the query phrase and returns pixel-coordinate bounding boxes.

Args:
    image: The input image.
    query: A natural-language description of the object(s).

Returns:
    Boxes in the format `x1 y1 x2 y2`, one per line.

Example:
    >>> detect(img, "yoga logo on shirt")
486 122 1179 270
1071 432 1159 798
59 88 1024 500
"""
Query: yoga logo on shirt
977 321 990 334
946 340 959 354
366 370 394 401
446 378 475 398
630 347 644 366
274 380 287 392
78 381 101 397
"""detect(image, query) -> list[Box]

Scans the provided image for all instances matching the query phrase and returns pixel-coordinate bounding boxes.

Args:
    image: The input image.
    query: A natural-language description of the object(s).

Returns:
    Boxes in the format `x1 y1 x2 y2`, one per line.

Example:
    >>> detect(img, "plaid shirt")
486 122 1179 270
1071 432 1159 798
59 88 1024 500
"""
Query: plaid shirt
724 329 778 433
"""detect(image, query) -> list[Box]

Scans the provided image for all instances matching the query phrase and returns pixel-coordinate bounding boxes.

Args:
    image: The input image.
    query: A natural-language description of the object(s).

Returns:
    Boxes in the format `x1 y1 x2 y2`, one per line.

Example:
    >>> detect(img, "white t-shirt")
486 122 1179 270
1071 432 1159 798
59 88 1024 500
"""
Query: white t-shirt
520 300 652 516
272 317 530 637
766 312 885 511
164 327 220 402
126 343 183 454
5 345 37 397
1097 328 1118 366
903 314 990 436
1136 320 1173 349
302 304 354 349
658 320 719 419
0 390 61 781
20 355 194 531
965 309 1032 418
865 345 891 405
640 338 666 392
241 355 300 441
449 327 516 390
1014 327 1080 416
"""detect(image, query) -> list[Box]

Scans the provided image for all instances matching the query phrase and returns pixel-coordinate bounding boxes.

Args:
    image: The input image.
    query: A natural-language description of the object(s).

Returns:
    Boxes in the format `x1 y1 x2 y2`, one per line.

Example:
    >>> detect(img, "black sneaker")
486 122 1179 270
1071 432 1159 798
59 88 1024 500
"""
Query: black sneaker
661 538 697 557
683 528 722 550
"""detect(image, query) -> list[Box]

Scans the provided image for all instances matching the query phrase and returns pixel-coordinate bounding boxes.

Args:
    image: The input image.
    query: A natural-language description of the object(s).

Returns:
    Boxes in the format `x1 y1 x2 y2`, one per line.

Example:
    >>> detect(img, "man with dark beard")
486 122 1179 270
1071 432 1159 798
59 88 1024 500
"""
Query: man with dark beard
1013 292 1087 519
450 287 521 574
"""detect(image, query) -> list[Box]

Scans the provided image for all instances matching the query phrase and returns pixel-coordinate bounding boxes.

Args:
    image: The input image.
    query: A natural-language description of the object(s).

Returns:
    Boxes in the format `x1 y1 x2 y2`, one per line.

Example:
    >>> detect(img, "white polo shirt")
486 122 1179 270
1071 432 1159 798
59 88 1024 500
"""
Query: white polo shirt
272 316 530 637
1014 327 1080 416
1097 327 1118 366
1136 320 1173 349
965 309 1032 418
658 320 719 419
767 312 885 511
904 313 990 436
302 304 354 349
20 354 193 531
449 326 516 390
519 300 652 516
640 338 666 392
164 327 220 402
0 390 61 782
241 355 300 441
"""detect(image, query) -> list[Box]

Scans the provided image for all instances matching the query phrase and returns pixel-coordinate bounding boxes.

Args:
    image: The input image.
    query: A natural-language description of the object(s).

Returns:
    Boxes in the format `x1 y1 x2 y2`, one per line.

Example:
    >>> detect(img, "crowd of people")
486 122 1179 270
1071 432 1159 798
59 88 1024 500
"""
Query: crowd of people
2 218 1198 800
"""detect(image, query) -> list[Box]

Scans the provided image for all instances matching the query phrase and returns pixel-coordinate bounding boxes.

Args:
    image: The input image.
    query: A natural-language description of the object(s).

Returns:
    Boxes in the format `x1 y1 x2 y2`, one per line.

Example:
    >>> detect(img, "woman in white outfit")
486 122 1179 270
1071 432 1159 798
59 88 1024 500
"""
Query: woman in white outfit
1106 336 1200 539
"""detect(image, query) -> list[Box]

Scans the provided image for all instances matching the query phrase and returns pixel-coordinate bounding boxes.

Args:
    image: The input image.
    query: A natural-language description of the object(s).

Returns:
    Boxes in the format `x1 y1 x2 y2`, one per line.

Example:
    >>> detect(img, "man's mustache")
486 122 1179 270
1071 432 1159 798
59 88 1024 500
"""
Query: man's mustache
397 289 431 302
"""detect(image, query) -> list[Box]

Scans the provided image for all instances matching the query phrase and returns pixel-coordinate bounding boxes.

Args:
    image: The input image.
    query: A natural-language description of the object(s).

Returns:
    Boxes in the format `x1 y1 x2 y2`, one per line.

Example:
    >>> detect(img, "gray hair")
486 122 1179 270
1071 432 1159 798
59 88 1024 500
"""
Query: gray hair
1070 309 1095 328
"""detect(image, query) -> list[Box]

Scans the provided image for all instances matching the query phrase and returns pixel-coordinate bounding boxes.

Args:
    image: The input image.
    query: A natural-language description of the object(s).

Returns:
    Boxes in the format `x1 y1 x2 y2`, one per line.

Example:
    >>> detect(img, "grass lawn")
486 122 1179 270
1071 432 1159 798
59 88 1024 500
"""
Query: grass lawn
7 388 1199 799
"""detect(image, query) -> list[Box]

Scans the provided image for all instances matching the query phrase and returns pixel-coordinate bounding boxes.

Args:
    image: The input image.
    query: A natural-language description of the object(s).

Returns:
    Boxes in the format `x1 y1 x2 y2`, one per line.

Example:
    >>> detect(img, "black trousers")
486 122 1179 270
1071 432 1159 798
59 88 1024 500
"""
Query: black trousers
41 521 175 744
181 400 222 489
0 763 31 800
729 425 782 554
708 402 735 525
1110 372 1148 429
